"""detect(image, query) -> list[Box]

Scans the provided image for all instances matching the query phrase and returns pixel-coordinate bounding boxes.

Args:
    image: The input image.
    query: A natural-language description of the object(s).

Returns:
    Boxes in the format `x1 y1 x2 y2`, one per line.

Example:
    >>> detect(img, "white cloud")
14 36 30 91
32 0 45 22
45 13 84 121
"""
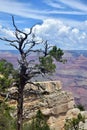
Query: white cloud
44 0 64 9
2 28 15 37
0 0 87 50
0 0 47 20
58 25 70 34
0 25 15 37
0 0 86 22
72 28 79 34
43 0 87 16
0 18 87 50
44 0 87 15
59 0 87 12
48 10 85 15
32 19 87 50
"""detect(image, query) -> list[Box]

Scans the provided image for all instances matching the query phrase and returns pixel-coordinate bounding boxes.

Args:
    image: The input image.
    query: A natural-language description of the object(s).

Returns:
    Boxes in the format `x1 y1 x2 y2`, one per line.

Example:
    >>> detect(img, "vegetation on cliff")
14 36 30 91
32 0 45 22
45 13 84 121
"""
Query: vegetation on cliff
23 110 50 130
64 113 85 130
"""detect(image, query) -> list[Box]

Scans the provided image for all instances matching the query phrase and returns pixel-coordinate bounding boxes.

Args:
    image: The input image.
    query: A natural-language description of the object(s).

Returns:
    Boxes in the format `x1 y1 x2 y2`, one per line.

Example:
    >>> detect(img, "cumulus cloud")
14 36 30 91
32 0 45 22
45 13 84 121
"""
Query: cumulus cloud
0 25 14 37
0 19 87 50
32 19 87 50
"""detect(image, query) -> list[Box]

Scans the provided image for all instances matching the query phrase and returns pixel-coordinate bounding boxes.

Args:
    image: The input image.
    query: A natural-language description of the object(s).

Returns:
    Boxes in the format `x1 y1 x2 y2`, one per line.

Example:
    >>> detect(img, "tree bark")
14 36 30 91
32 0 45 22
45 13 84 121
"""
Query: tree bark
17 60 26 130
17 85 24 130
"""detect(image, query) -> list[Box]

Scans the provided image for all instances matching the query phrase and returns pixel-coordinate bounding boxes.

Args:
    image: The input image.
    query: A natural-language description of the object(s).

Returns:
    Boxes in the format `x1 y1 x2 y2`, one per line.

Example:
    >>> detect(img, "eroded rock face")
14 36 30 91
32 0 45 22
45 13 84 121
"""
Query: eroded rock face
9 81 87 130
8 81 87 130
23 81 75 130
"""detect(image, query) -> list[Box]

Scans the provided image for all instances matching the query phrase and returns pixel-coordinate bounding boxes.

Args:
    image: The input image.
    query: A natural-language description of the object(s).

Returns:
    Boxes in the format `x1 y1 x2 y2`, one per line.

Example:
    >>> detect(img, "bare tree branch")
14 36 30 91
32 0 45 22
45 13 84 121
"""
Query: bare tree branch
25 41 36 55
12 16 28 36
12 15 36 37
0 37 18 43
9 43 19 50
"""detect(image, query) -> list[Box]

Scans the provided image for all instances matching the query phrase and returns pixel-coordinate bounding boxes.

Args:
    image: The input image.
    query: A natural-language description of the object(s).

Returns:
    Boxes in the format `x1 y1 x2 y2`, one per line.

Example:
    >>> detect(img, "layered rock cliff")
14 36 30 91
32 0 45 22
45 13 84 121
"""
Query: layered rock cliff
24 81 75 130
9 81 87 130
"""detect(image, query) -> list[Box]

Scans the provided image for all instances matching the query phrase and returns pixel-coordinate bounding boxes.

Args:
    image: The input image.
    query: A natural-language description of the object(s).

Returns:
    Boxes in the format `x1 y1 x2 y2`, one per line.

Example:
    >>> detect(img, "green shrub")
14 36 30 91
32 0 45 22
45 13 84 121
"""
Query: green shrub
0 102 16 130
64 113 85 130
77 104 85 111
23 109 50 130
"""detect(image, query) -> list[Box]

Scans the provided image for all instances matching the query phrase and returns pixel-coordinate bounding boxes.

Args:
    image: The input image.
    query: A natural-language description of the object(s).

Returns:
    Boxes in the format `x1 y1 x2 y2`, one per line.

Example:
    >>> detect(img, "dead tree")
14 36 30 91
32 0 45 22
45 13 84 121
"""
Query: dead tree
0 16 64 130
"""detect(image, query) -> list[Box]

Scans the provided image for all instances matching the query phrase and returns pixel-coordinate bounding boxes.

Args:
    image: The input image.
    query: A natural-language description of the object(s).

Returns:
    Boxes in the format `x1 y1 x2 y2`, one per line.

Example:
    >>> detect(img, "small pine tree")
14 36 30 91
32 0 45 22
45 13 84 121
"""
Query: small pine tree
35 109 50 130
23 110 50 130
0 102 16 130
0 59 15 92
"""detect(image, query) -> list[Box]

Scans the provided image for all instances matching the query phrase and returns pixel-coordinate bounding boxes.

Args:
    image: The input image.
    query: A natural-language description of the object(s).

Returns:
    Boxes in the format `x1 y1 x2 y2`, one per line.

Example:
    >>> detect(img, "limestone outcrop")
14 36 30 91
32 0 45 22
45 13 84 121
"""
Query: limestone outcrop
9 81 87 130
23 81 75 130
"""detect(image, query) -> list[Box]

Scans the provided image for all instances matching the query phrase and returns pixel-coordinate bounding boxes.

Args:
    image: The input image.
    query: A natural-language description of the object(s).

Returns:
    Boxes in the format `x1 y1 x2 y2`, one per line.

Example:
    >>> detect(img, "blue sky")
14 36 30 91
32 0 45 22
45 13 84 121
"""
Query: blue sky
0 0 87 50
